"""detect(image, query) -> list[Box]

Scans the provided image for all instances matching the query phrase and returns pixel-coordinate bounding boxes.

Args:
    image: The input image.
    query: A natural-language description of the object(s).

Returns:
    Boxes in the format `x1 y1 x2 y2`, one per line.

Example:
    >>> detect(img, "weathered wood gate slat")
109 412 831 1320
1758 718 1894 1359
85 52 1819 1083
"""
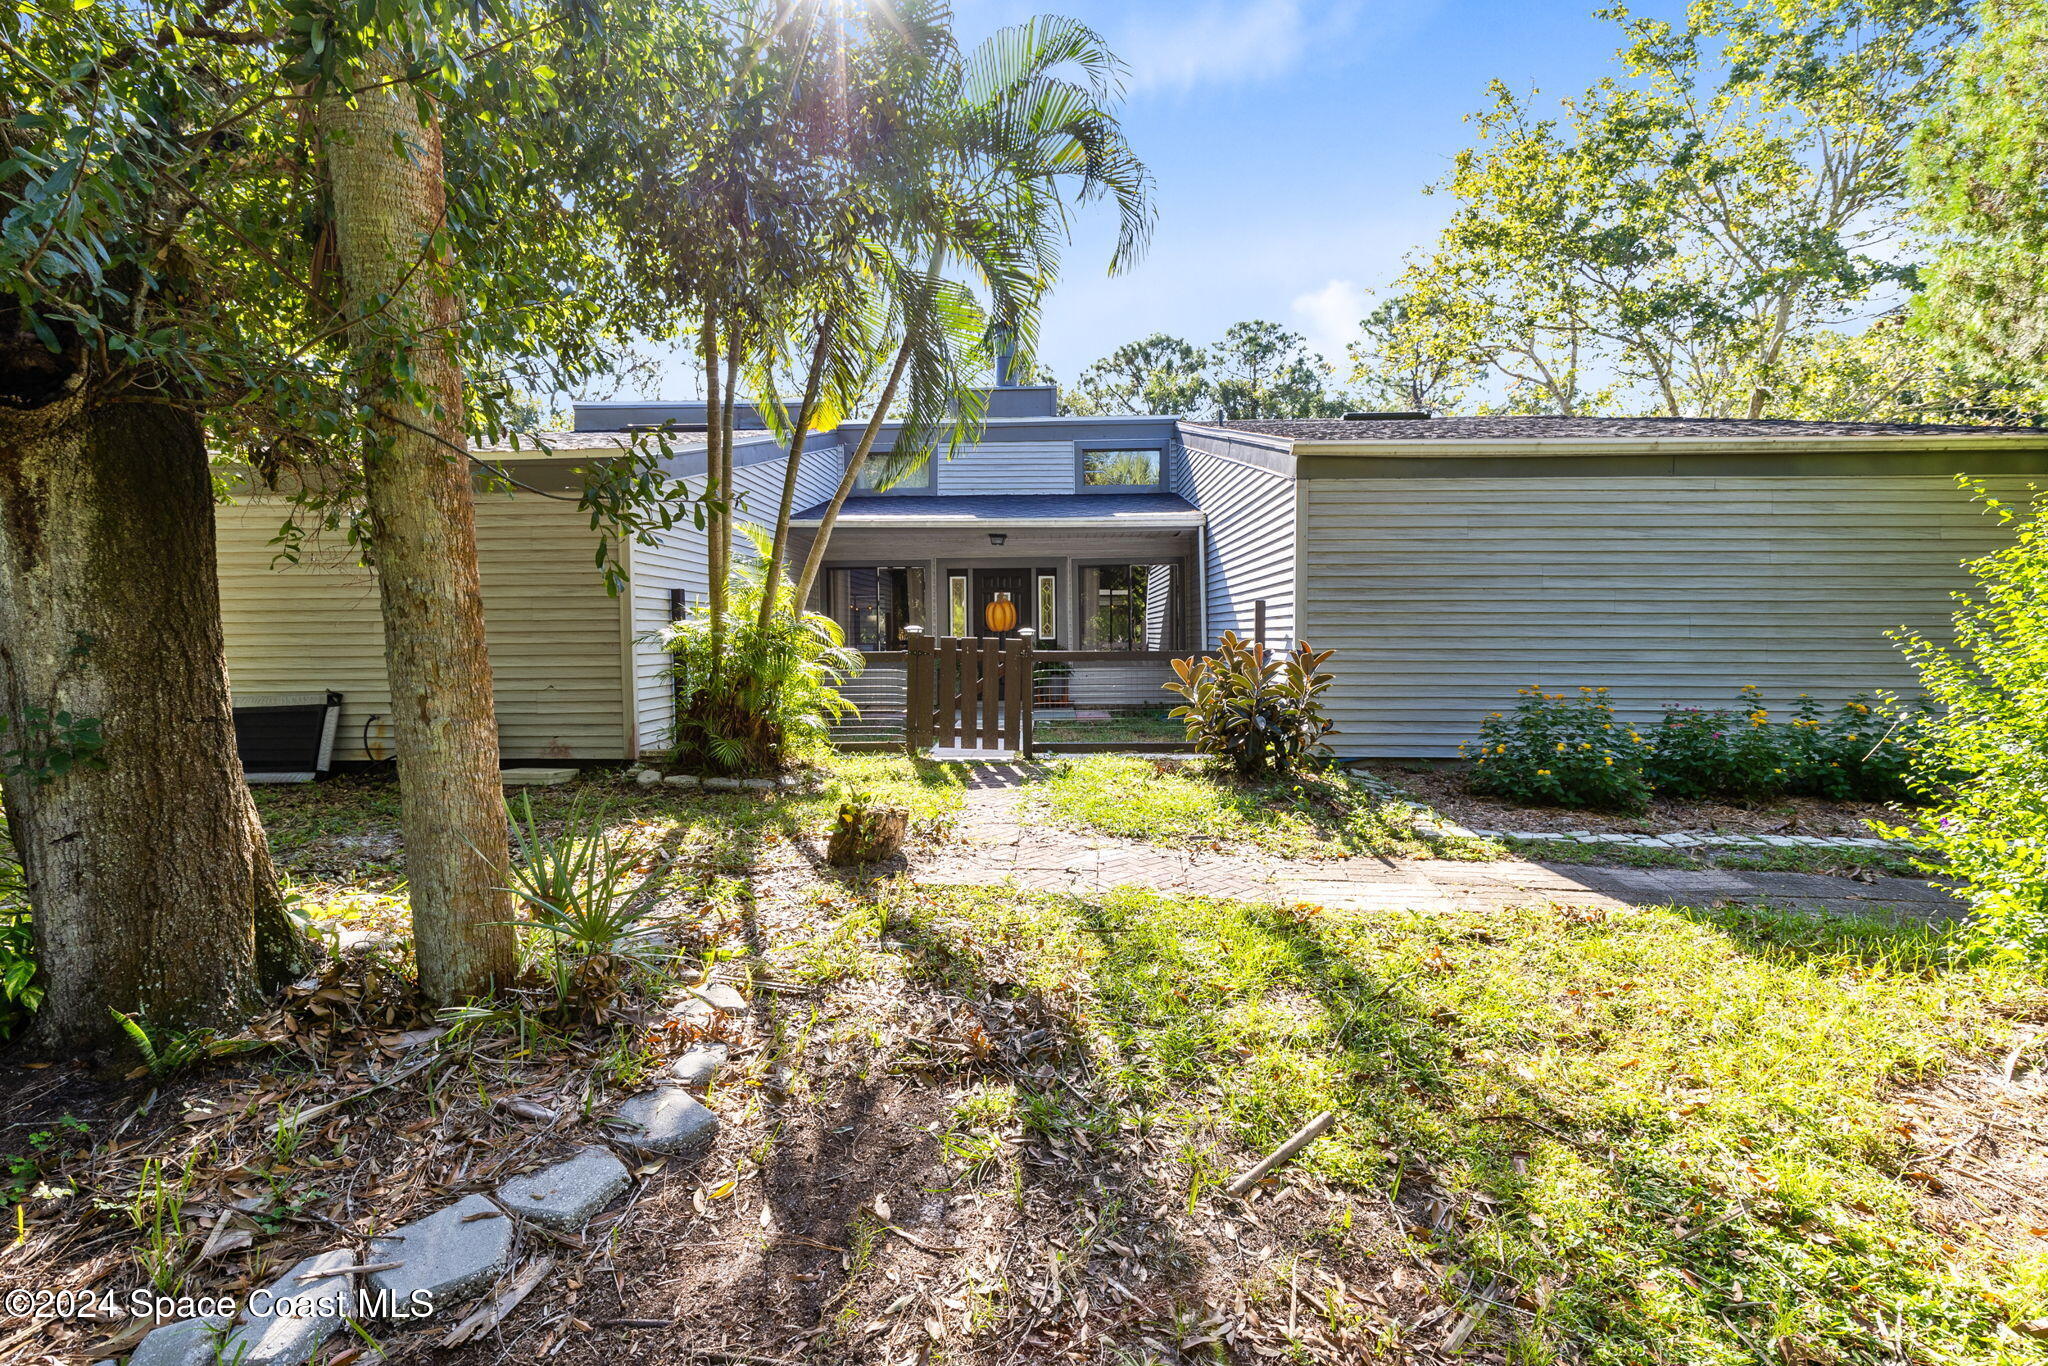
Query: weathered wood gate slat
904 628 1034 755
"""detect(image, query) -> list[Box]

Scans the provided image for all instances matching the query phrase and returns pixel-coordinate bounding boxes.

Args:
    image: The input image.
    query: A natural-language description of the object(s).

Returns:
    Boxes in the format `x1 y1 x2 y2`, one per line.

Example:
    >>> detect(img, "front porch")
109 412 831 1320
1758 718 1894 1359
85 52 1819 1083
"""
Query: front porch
787 494 1209 750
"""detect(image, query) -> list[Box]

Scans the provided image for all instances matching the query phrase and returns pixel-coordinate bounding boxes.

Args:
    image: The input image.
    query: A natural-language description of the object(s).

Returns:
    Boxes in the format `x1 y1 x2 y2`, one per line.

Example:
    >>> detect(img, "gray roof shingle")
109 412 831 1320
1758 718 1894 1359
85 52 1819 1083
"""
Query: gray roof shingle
792 493 1199 522
1195 416 2041 443
472 429 712 454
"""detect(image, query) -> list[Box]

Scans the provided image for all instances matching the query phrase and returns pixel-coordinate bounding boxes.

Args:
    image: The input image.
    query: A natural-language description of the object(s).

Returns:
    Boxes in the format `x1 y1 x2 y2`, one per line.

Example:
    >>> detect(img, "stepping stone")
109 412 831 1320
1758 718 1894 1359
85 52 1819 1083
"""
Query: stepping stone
366 1194 513 1319
500 768 575 786
693 982 748 1014
607 1087 720 1154
219 1249 356 1365
496 1146 631 1231
662 773 701 788
130 1313 233 1366
668 1043 728 1088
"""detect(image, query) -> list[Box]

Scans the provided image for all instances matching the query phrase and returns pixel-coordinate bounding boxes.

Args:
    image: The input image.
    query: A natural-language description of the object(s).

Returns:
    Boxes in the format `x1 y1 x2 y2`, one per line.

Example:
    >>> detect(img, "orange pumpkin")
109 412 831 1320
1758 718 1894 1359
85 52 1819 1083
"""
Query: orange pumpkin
984 596 1018 634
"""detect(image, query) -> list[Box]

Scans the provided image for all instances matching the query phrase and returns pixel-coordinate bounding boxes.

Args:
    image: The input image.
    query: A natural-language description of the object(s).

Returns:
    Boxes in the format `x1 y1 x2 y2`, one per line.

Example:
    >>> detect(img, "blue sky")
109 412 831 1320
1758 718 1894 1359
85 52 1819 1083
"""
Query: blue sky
949 0 1644 382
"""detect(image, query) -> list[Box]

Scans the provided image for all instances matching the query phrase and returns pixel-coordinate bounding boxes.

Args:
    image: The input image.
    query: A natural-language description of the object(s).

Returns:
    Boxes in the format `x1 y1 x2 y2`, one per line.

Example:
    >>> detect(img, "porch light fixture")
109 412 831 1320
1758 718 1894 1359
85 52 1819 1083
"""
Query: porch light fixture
988 532 1007 546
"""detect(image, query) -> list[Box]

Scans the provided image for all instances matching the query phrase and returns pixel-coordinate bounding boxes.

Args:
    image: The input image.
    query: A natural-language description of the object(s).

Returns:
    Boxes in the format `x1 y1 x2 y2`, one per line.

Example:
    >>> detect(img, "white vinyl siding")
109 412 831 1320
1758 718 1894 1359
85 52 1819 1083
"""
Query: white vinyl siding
625 440 844 752
1300 475 2028 757
1176 442 1296 647
217 494 628 762
903 441 1077 495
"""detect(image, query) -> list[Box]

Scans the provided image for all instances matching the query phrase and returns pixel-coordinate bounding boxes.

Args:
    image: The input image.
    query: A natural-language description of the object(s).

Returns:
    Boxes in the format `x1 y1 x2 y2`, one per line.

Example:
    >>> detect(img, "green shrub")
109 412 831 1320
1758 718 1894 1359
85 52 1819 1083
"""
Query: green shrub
1464 686 1651 810
504 794 677 1017
0 801 37 1044
1644 687 1790 801
1164 633 1336 781
1782 693 1924 803
1891 482 2048 958
666 529 862 777
1467 686 1923 811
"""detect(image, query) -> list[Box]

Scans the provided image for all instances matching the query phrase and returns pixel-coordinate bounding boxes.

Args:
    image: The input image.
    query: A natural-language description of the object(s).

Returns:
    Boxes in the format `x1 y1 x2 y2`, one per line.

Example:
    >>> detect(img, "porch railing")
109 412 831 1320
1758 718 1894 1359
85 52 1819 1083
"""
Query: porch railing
828 599 1271 756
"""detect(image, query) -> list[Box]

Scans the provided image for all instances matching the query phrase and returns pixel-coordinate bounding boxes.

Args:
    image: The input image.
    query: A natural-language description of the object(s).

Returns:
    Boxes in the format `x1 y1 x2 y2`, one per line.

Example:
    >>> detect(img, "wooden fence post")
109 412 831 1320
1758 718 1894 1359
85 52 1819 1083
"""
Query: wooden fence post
1253 598 1267 651
1012 629 1036 757
904 628 933 756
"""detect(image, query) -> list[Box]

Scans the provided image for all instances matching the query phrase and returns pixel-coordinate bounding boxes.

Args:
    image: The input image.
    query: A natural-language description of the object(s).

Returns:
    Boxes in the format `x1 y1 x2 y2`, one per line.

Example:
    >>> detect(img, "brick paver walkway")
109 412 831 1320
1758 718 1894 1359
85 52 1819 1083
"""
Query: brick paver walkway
913 765 1966 926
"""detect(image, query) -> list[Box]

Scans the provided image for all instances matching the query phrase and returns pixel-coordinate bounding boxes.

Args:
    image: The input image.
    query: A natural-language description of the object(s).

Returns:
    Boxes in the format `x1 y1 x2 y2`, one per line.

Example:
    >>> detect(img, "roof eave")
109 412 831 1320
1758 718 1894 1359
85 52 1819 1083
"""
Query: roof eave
789 513 1207 530
1287 432 2048 457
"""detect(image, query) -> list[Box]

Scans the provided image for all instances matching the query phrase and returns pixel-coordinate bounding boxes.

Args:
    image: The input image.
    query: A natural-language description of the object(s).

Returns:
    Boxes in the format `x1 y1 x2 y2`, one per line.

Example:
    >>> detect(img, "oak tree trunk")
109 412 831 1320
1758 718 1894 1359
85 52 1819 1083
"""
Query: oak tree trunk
319 56 517 1005
0 380 303 1053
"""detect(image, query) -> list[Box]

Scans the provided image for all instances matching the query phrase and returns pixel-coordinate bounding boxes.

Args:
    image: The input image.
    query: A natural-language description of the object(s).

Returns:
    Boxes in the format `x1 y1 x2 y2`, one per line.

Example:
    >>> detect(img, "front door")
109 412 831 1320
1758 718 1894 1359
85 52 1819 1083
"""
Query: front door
971 568 1031 639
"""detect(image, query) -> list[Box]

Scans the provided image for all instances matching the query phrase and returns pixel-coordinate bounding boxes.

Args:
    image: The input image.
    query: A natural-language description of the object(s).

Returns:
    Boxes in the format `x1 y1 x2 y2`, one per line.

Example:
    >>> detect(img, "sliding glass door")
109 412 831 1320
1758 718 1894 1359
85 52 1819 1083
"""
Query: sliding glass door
821 566 927 651
1078 563 1182 651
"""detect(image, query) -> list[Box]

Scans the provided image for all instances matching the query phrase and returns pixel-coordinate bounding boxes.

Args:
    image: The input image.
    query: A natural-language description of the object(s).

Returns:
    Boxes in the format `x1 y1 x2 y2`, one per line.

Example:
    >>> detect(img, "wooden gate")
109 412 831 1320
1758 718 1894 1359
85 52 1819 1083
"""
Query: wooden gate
903 629 1034 754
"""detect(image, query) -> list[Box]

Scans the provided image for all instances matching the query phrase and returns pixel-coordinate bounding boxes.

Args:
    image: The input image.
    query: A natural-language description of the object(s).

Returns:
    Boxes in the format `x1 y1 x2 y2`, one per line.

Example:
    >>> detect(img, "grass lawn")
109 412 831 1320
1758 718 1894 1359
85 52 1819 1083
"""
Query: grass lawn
781 882 2048 1364
7 763 2042 1365
1035 753 1506 860
1501 839 1935 878
1034 713 1188 745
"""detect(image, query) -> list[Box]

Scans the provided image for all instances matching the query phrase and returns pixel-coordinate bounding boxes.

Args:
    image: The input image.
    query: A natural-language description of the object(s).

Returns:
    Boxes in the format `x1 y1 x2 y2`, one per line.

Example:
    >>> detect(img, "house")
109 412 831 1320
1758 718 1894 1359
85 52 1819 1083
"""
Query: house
215 376 2048 767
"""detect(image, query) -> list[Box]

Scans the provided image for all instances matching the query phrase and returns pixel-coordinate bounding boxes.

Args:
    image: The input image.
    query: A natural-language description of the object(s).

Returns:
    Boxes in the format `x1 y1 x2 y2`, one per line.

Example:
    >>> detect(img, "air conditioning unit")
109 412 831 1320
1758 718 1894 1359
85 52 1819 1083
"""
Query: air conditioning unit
233 691 343 783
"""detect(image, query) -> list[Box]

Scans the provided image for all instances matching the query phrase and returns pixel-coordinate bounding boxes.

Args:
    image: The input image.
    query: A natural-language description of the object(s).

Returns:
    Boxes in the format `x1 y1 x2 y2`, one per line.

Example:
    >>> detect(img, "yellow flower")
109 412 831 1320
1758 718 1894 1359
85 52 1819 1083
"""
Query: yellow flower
1536 769 1551 776
1604 756 1614 766
1556 742 1566 753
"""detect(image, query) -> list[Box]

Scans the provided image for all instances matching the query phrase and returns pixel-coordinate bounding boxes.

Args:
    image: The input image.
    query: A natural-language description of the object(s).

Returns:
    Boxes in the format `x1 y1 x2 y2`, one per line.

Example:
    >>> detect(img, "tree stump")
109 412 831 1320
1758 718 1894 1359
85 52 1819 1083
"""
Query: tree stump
826 802 909 867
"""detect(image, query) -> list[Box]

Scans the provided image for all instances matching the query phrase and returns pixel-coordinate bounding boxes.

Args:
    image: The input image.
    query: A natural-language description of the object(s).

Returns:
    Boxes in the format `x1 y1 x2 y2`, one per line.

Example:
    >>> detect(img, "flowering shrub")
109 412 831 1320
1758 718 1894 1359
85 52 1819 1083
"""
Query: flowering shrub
1645 687 1790 800
1782 694 1923 803
1466 685 1925 810
1463 687 1651 810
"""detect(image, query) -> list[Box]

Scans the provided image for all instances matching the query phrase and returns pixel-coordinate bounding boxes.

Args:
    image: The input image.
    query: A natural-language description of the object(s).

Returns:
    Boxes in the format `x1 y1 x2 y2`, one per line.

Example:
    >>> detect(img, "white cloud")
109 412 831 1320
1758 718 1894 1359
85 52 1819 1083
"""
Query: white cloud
1122 1 1329 93
1289 278 1369 365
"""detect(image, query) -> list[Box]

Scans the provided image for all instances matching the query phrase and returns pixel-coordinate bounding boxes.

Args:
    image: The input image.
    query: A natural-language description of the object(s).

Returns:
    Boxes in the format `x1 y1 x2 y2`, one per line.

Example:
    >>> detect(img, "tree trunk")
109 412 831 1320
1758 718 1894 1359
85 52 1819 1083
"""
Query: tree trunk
792 339 912 609
757 324 832 627
320 55 517 1005
704 317 729 667
0 385 302 1053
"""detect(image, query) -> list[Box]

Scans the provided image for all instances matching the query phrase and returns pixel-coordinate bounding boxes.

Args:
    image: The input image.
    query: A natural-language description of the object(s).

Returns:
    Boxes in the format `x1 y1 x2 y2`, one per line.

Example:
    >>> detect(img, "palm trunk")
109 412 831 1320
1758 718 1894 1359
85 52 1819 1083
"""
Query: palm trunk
791 338 912 609
0 382 303 1052
757 323 832 627
700 312 726 667
319 53 517 1005
717 328 740 608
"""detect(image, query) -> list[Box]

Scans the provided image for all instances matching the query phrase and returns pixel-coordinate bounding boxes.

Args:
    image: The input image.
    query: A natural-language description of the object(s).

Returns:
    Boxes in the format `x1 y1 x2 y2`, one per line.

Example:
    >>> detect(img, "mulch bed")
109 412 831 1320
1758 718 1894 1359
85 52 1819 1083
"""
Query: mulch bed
1366 763 1914 839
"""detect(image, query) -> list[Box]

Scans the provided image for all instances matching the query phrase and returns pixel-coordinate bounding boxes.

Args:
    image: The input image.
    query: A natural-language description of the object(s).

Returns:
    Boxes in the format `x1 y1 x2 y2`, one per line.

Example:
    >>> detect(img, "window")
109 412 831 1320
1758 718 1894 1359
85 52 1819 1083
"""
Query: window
854 453 932 493
1080 563 1180 650
822 567 927 651
948 575 968 637
1079 447 1161 490
1037 573 1057 644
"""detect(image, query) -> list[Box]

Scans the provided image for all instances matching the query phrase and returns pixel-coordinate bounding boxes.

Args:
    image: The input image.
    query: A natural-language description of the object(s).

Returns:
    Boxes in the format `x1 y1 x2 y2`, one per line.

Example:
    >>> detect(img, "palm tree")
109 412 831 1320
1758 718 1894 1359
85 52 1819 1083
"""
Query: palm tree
790 14 1163 602
789 13 1155 606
